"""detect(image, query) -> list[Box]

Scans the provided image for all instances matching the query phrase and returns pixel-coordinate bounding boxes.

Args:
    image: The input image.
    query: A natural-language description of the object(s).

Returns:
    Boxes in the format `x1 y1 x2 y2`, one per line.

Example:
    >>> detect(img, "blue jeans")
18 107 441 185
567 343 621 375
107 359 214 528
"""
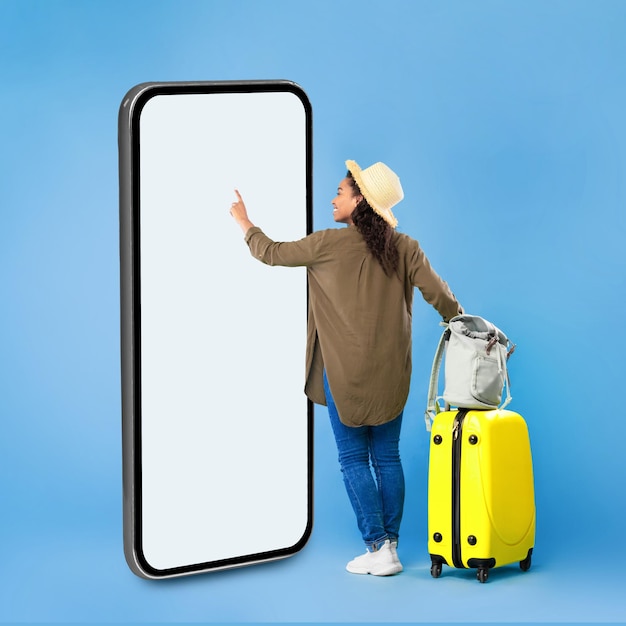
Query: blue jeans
323 371 405 551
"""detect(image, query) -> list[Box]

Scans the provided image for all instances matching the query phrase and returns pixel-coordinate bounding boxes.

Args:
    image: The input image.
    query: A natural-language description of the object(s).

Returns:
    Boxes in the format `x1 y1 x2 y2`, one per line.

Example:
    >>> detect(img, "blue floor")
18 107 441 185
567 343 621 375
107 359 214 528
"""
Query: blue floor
2 517 625 624
2 410 625 625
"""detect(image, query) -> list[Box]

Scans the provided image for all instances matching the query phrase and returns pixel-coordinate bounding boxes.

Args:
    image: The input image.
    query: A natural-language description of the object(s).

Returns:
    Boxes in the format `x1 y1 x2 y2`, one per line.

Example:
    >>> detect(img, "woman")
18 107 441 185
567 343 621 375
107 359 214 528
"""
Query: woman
230 160 463 576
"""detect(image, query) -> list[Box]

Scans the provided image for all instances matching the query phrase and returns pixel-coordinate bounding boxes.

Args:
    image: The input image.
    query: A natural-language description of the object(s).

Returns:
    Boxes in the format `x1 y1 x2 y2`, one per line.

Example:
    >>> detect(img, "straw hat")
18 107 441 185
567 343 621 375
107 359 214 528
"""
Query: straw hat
346 159 404 229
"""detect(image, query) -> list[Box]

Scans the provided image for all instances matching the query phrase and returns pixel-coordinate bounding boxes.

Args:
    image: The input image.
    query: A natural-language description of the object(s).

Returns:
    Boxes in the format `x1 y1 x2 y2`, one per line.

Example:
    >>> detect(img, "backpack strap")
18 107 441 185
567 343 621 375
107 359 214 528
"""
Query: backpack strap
424 322 450 431
499 338 515 410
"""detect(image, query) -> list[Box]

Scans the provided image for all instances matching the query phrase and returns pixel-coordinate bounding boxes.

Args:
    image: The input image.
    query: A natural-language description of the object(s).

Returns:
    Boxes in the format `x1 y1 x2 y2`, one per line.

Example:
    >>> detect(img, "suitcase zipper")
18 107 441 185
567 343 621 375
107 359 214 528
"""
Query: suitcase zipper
451 408 469 569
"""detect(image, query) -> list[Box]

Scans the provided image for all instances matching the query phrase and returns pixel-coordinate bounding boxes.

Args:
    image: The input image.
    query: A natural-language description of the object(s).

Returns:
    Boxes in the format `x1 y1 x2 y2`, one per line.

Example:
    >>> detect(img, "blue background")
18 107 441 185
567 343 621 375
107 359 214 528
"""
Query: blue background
1 0 625 623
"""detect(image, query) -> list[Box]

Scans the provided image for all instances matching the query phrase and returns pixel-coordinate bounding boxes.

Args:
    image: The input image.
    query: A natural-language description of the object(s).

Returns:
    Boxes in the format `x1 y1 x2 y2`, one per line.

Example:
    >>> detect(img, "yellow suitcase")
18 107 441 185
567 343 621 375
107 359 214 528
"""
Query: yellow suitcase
428 408 535 583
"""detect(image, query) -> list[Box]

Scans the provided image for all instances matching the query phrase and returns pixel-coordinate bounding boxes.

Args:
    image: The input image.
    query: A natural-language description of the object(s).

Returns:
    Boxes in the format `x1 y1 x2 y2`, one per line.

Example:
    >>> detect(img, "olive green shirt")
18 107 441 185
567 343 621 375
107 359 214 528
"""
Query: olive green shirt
245 225 462 427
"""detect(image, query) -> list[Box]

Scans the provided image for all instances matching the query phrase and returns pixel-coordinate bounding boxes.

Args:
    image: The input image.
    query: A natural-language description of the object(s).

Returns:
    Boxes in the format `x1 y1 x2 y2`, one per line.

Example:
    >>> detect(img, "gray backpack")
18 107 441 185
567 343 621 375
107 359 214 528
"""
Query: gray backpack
425 315 516 431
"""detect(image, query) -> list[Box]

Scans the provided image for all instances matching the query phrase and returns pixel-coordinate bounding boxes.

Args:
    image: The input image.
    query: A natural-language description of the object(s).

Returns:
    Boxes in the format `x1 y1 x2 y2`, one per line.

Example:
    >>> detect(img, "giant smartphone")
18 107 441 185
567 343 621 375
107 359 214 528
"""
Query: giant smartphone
118 81 313 578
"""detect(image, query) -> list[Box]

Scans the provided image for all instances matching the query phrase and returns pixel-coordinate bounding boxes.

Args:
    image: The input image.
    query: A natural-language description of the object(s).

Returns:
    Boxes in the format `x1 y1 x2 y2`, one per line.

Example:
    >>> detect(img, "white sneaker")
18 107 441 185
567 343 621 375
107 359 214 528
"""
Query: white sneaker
346 539 403 576
389 540 401 566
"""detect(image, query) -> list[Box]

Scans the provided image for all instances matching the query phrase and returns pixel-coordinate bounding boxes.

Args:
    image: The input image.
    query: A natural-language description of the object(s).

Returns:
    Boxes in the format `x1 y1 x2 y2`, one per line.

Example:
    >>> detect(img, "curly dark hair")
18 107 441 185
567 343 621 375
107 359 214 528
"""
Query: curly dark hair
346 171 399 276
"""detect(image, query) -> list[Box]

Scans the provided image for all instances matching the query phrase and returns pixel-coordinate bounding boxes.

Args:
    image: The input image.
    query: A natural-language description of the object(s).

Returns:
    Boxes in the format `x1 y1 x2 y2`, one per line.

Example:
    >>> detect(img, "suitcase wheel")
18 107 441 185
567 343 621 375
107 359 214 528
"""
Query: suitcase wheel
520 553 532 572
430 562 442 578
477 568 489 583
